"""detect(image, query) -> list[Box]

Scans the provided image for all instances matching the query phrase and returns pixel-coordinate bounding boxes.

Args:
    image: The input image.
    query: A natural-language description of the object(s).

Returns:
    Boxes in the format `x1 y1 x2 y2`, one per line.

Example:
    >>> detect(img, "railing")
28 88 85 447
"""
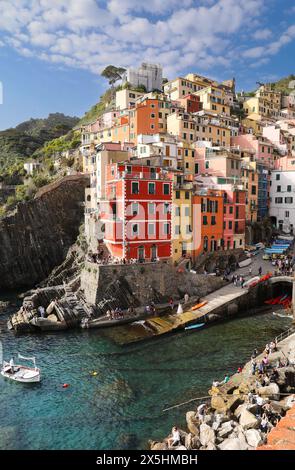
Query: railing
275 326 295 344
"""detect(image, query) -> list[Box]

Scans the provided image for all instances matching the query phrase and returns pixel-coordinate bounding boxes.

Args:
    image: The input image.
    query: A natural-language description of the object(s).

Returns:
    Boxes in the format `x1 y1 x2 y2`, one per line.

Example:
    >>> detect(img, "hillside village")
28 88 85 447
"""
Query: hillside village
77 63 295 264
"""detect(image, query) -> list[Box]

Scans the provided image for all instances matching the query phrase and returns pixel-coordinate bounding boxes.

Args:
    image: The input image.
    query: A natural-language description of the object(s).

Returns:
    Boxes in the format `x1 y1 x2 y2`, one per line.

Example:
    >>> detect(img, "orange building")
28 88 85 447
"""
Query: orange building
193 189 224 257
129 98 170 142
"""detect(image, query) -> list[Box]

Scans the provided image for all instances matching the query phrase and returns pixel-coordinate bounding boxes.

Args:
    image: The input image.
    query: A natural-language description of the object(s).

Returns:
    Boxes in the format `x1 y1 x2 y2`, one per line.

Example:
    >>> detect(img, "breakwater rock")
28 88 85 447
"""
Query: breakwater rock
0 174 89 290
150 334 295 451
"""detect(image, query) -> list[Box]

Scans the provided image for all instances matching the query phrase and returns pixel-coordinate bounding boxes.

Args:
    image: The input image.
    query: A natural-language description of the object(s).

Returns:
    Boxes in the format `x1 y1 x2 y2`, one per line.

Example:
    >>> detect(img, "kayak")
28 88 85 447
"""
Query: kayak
191 301 208 311
185 323 205 331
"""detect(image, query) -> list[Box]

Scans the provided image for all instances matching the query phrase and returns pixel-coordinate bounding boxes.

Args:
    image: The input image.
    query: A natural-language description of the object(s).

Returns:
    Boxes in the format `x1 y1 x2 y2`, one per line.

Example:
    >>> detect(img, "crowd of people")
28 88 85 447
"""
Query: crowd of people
87 250 160 266
273 256 294 277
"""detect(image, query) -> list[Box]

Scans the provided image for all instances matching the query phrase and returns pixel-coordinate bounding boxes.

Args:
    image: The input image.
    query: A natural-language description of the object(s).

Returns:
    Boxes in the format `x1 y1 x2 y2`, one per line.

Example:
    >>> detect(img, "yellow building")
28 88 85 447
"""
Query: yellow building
176 142 196 175
243 84 282 120
167 110 196 143
172 174 194 262
164 77 201 100
195 113 231 147
241 159 258 223
241 117 263 136
194 86 231 116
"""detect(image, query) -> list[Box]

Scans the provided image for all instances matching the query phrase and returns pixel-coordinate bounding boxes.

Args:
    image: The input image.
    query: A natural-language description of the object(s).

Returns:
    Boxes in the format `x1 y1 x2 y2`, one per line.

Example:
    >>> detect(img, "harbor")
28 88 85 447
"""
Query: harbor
0 296 292 450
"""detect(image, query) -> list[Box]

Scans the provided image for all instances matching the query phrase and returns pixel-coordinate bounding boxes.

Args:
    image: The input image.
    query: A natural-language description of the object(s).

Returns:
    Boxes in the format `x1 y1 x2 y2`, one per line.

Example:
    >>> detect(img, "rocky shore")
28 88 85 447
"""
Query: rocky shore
150 330 295 451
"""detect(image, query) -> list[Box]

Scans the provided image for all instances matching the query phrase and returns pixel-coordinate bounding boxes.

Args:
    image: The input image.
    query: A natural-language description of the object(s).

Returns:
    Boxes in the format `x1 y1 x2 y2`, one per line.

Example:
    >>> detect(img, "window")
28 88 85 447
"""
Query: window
163 223 170 235
285 197 293 204
229 206 233 214
132 224 139 235
175 190 180 199
185 207 190 216
275 197 283 203
276 174 280 180
231 160 234 169
186 225 191 234
287 185 292 192
195 163 199 174
203 215 208 225
175 206 180 216
185 191 190 200
277 186 281 192
151 124 155 129
205 161 209 169
132 202 138 216
175 225 180 235
251 186 256 195
229 221 232 229
164 203 170 214
148 203 155 215
163 183 170 195
285 211 290 218
132 182 139 194
148 223 155 236
211 216 216 225
148 182 155 194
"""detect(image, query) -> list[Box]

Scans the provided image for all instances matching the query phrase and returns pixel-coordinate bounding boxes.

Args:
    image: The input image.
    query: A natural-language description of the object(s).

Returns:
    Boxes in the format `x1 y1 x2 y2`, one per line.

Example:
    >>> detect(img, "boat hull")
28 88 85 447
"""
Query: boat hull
1 366 41 383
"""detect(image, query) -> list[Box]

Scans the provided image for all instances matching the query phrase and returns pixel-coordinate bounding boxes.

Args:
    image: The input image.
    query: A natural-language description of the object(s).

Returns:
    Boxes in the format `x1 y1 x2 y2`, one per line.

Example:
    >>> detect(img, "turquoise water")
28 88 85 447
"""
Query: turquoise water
0 305 292 450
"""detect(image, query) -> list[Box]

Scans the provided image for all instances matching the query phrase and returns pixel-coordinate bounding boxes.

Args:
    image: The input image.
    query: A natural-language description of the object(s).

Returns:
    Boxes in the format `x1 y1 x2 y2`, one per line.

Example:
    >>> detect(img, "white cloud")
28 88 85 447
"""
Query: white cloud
252 28 272 40
0 0 291 79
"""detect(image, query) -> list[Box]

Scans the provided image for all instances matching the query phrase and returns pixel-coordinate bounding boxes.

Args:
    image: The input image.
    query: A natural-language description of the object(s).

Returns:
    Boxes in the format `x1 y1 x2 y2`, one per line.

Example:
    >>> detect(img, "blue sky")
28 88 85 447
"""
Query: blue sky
0 0 294 130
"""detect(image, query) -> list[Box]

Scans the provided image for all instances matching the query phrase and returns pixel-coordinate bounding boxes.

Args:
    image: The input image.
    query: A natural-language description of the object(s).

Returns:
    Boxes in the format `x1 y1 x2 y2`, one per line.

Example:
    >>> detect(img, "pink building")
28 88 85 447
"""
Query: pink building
231 134 277 168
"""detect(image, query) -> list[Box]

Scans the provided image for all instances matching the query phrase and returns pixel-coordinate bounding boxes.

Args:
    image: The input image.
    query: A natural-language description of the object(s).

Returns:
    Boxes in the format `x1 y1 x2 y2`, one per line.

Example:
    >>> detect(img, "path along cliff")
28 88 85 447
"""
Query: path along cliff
0 174 89 290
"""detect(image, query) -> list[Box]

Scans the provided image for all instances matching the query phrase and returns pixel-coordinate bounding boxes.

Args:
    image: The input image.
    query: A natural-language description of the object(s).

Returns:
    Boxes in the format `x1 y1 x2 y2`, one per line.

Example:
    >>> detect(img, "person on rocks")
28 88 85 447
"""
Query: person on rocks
184 293 189 304
248 266 252 277
169 298 174 310
197 403 207 423
258 266 262 276
223 374 230 384
260 413 269 434
167 426 181 448
265 344 270 355
258 361 265 375
237 366 243 373
251 359 257 375
251 348 258 359
255 395 264 416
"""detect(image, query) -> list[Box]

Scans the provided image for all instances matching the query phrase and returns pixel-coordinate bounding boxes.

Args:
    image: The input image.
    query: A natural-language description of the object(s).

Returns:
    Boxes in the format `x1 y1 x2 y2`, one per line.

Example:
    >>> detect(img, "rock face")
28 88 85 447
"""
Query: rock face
0 175 89 289
186 412 199 436
239 409 259 430
245 429 263 448
199 423 215 447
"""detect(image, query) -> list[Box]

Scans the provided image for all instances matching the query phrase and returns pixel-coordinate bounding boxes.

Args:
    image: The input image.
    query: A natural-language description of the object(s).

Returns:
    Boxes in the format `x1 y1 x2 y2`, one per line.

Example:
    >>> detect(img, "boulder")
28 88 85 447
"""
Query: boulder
218 437 245 450
218 421 234 438
281 394 295 410
46 300 56 315
258 383 280 401
269 400 284 415
206 442 217 450
226 395 242 412
186 411 199 436
211 395 226 413
245 429 263 448
174 445 187 450
239 409 259 430
237 431 250 450
191 435 201 450
199 423 216 447
47 314 58 322
150 441 168 450
234 403 249 418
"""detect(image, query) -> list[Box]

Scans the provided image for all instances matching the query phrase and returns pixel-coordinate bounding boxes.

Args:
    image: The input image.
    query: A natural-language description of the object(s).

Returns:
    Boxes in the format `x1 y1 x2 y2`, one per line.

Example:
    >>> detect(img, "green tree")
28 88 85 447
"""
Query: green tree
101 65 126 87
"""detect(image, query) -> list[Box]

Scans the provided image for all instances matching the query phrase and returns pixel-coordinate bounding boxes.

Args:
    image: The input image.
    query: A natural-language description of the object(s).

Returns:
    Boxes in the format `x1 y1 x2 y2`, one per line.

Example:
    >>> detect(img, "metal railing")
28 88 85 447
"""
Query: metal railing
275 326 295 344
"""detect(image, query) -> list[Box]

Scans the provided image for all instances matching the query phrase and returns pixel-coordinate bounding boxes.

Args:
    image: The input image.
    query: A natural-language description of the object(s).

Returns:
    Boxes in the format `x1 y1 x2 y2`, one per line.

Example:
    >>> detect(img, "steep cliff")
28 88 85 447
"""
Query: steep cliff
0 174 89 290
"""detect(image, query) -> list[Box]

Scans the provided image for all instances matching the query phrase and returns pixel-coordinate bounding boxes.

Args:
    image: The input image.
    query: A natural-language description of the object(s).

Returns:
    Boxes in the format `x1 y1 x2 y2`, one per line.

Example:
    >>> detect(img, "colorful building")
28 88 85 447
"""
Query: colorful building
102 163 173 261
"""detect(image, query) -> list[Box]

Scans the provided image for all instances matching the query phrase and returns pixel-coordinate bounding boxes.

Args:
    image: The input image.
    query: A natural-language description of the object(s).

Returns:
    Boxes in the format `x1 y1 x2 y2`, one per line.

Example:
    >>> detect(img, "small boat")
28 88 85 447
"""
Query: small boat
185 322 205 331
1 354 41 383
191 301 208 311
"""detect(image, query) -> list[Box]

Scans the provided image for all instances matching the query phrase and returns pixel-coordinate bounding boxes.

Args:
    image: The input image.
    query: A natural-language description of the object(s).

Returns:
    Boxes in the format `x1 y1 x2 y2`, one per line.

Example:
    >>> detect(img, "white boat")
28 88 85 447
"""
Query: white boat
1 354 41 383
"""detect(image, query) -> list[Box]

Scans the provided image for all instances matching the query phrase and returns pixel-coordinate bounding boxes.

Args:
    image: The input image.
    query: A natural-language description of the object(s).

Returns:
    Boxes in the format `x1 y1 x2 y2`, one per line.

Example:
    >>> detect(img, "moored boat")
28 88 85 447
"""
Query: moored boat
1 354 41 383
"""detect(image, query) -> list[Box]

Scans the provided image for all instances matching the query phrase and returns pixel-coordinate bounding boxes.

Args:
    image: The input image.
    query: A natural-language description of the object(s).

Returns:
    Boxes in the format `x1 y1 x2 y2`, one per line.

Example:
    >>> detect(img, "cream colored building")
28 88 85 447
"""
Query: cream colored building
115 88 145 110
194 86 231 116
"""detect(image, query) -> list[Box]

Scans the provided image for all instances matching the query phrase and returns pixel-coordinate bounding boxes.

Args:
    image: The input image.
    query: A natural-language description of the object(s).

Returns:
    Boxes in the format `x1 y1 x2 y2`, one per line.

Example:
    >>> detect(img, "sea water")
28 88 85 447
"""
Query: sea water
0 302 292 450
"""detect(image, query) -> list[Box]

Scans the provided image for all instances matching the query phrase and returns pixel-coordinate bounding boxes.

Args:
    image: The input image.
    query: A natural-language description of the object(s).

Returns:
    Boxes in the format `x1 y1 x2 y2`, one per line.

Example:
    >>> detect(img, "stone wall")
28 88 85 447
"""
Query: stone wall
0 174 89 290
80 261 225 306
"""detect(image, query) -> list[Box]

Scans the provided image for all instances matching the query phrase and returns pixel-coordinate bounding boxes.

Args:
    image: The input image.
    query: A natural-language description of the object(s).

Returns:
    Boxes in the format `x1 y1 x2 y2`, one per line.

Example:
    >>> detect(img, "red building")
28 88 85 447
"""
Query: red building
102 163 173 261
179 94 203 114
